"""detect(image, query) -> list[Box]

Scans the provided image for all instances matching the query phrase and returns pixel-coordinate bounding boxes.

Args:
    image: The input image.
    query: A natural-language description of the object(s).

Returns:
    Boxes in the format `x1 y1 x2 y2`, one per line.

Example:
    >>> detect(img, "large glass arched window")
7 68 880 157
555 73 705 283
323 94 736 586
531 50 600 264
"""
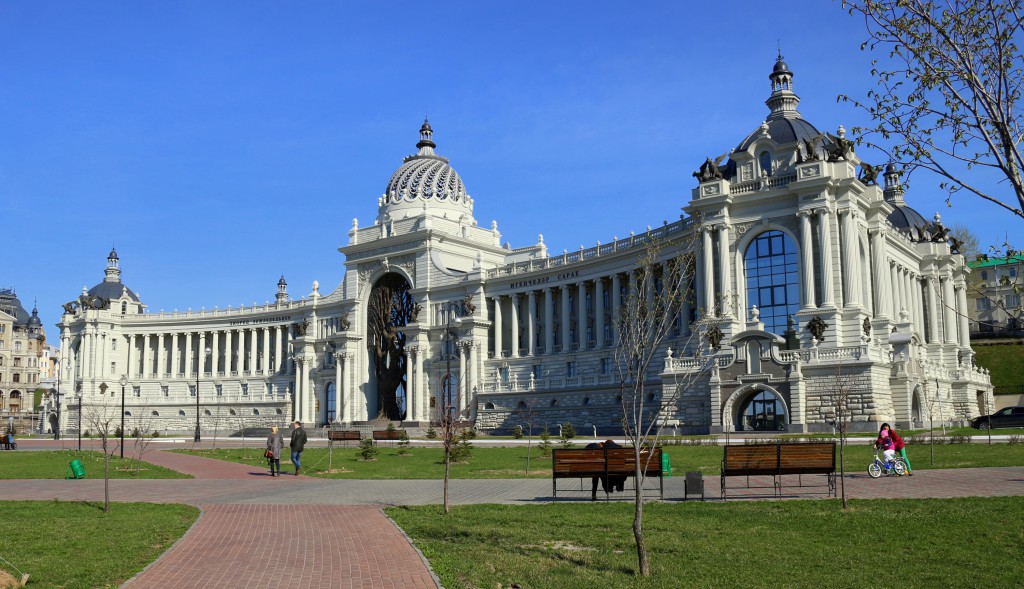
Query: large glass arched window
745 230 799 334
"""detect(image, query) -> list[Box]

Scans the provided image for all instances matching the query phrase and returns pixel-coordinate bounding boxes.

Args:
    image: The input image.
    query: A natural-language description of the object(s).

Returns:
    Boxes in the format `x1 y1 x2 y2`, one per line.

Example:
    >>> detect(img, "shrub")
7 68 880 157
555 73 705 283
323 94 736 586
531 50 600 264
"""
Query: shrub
386 422 396 433
512 425 524 439
397 429 411 452
1008 434 1021 445
539 425 553 458
449 428 475 463
948 434 971 444
358 437 379 461
425 425 438 439
561 421 576 440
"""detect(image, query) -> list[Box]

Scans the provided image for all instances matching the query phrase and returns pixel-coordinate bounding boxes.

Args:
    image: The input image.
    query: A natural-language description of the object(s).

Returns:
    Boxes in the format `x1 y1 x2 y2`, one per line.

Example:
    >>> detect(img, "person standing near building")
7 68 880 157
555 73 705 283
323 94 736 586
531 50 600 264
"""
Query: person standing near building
266 425 284 477
289 421 307 476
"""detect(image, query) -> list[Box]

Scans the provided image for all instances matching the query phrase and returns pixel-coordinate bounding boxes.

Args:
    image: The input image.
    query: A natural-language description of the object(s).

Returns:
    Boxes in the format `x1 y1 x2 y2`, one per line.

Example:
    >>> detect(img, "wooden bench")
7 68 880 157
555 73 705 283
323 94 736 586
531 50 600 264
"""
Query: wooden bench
372 430 403 445
326 430 361 446
721 442 835 498
552 447 663 500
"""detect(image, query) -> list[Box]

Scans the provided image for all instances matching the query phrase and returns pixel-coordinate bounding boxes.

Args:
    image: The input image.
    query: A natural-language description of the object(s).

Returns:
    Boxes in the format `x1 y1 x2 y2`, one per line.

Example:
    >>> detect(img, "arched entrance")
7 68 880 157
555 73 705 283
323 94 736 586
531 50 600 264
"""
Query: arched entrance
739 389 788 431
367 273 415 420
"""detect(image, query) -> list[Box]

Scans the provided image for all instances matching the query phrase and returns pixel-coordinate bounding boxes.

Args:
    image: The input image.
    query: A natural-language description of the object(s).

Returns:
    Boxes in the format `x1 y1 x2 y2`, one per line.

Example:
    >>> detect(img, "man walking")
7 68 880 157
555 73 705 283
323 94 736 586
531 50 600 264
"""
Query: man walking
289 421 307 476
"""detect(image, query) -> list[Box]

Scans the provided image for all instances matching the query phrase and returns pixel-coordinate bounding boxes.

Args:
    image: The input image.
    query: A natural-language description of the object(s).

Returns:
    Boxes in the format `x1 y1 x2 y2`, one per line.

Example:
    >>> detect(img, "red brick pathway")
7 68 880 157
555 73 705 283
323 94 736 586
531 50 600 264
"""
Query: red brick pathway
123 504 436 589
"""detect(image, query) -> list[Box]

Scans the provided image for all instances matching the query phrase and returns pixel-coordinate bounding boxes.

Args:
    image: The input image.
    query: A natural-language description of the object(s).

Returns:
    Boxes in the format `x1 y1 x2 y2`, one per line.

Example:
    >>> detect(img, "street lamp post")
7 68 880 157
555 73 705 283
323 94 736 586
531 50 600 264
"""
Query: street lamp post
195 347 211 443
77 390 83 451
54 359 63 440
119 375 128 458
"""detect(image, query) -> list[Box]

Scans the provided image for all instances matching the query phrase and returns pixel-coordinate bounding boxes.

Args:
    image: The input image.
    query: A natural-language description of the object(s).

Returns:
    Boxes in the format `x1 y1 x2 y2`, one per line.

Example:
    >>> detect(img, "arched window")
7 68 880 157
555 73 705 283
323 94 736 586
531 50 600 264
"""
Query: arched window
253 409 260 416
325 382 336 423
178 410 186 416
484 402 495 410
759 151 773 177
740 390 787 431
121 301 127 315
745 230 800 334
151 411 159 416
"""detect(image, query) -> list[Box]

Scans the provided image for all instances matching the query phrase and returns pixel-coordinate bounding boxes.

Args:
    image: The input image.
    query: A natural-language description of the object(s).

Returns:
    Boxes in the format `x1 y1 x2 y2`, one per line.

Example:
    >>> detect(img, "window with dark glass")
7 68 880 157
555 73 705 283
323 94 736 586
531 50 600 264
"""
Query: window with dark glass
744 230 800 334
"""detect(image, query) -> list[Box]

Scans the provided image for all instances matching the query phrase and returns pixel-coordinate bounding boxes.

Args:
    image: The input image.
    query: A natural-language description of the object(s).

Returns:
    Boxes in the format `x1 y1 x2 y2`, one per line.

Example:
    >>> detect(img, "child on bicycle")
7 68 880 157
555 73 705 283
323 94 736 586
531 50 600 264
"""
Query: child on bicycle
874 427 896 465
887 424 913 476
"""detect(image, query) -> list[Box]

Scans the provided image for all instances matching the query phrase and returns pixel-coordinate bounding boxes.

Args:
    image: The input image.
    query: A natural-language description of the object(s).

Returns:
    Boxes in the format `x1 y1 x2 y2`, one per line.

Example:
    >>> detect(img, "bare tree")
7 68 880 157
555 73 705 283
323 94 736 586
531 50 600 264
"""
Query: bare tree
516 399 541 475
613 235 709 577
83 397 118 512
840 0 1024 220
128 406 159 476
437 380 472 515
822 366 856 510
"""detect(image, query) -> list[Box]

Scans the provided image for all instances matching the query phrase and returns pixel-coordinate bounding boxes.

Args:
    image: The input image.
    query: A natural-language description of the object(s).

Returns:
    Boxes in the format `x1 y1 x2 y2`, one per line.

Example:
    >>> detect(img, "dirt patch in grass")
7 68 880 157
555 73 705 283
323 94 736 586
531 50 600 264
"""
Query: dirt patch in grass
322 468 354 474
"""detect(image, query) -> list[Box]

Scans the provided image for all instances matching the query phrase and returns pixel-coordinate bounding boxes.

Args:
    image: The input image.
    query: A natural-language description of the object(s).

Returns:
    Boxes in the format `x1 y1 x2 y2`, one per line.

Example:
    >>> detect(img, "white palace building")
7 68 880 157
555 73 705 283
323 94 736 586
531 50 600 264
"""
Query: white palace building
49 58 993 437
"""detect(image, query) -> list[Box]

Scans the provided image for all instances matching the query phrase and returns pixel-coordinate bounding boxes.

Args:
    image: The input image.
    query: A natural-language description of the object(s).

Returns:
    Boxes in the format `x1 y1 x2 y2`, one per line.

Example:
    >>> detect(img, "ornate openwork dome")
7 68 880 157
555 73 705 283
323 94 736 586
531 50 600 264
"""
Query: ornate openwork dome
378 119 474 222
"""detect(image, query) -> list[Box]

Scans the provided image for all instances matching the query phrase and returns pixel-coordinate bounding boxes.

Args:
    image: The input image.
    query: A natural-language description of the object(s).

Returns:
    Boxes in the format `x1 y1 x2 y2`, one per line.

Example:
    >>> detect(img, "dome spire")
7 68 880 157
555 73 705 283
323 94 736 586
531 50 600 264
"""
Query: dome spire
766 53 800 120
415 117 436 156
105 248 122 283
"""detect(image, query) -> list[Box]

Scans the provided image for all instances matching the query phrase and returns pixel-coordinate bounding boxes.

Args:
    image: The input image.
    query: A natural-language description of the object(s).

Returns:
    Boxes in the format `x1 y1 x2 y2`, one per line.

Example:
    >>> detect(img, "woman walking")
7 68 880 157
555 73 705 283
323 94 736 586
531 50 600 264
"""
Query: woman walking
266 425 284 477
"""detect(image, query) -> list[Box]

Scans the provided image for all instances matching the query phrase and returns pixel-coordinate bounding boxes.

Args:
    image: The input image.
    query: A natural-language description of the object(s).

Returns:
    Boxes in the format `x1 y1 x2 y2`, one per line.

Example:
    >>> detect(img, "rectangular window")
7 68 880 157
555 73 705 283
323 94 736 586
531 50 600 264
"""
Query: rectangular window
112 339 117 351
1009 268 1018 278
189 385 196 396
976 298 992 311
1006 294 1021 308
216 384 223 396
162 386 169 397
600 358 611 374
533 365 543 379
110 362 116 374
242 384 249 396
133 386 141 397
566 361 577 377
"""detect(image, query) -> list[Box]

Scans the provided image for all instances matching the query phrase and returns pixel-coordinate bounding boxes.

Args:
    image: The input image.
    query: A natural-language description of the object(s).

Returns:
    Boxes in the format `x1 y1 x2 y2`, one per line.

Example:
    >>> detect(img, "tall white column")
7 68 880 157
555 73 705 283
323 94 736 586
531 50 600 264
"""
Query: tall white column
295 359 304 422
287 325 295 373
526 291 536 356
334 352 343 422
841 211 856 307
185 332 193 377
458 343 468 411
493 296 503 358
138 334 147 378
199 332 207 375
560 285 571 351
942 274 957 344
171 333 180 377
544 288 555 354
156 334 165 377
577 281 587 349
414 348 426 421
871 230 892 318
912 274 925 333
925 277 939 342
611 274 622 344
718 225 733 316
956 284 970 348
889 263 901 317
594 278 605 348
510 293 520 357
799 211 816 309
248 328 257 375
404 347 414 420
266 327 274 372
818 208 836 308
702 228 716 315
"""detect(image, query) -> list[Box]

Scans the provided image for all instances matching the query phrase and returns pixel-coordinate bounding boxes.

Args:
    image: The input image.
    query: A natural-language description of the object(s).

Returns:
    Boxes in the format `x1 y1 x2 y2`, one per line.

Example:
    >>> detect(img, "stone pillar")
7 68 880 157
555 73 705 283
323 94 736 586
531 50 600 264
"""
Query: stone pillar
544 287 555 354
248 328 257 375
912 274 925 333
526 290 536 356
199 332 207 375
956 284 971 348
171 333 179 377
414 347 425 420
702 228 716 315
156 334 165 378
510 293 520 357
841 211 857 307
137 334 147 378
458 343 468 411
294 359 304 422
334 352 343 422
577 280 587 349
925 277 940 342
493 296 503 358
611 274 622 344
287 325 295 374
404 347 414 420
818 208 835 308
718 225 733 316
799 211 816 309
185 332 193 377
942 274 957 344
889 263 901 317
594 278 605 348
560 285 571 352
262 328 271 375
871 230 892 318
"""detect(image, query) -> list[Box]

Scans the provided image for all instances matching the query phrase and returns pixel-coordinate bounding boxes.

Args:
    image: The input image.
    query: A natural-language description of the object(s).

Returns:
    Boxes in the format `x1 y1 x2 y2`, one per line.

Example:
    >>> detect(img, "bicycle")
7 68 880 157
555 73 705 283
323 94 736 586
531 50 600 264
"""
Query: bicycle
867 449 906 478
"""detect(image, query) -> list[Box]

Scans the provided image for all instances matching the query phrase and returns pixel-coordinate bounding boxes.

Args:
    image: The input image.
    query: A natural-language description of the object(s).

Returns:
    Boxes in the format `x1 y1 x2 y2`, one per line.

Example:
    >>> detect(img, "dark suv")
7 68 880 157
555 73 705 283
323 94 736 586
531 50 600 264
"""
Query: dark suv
971 406 1024 429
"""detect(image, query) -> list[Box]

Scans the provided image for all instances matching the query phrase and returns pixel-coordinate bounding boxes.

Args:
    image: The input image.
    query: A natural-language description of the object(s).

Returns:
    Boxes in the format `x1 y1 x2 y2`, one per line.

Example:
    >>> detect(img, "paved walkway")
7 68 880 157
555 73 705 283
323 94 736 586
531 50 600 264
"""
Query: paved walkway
3 441 1023 588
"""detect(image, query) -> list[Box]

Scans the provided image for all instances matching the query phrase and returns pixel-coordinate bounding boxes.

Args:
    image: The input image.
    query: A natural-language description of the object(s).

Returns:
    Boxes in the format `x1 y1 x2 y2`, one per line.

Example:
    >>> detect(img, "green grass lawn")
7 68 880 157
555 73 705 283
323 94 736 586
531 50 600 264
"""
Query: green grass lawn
176 440 1024 479
387 497 1024 589
0 450 192 479
973 341 1024 388
0 500 198 589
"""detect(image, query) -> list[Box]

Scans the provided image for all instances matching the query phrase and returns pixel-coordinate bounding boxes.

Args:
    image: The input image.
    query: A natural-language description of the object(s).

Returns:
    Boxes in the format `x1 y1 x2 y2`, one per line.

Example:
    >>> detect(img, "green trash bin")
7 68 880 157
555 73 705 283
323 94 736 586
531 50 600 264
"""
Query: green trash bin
66 459 86 480
661 452 671 477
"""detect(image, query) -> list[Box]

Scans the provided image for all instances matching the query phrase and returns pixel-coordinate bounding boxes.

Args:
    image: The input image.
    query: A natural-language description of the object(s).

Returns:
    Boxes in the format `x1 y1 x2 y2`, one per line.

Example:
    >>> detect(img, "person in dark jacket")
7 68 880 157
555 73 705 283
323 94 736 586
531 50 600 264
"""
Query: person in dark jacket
266 425 284 477
289 421 307 476
585 439 627 500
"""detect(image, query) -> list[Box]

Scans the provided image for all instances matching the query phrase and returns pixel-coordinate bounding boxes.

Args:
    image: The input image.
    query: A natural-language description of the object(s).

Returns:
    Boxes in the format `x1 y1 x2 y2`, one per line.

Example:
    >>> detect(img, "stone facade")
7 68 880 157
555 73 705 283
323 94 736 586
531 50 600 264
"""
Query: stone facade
49 58 992 437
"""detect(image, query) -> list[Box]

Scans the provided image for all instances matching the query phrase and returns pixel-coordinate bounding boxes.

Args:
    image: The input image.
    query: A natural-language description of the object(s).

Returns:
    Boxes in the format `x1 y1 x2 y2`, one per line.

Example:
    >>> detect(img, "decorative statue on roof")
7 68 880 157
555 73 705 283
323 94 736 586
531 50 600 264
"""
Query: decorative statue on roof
948 235 965 254
797 133 825 163
824 133 855 162
930 223 951 243
340 312 351 331
806 316 829 342
704 324 724 350
862 317 872 340
294 319 310 337
410 303 422 323
858 162 880 185
62 300 79 315
692 154 727 183
463 294 476 316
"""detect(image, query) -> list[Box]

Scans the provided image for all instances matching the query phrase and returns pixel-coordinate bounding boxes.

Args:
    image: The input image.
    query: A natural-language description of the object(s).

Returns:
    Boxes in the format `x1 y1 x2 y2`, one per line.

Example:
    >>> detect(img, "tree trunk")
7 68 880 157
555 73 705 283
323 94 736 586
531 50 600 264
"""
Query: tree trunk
839 434 848 510
633 445 650 576
103 441 111 512
443 446 451 514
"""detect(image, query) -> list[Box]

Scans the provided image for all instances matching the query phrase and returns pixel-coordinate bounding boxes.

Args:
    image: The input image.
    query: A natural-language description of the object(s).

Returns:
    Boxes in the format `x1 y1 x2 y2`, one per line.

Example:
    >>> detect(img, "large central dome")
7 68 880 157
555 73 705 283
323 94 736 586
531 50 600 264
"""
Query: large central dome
378 120 474 223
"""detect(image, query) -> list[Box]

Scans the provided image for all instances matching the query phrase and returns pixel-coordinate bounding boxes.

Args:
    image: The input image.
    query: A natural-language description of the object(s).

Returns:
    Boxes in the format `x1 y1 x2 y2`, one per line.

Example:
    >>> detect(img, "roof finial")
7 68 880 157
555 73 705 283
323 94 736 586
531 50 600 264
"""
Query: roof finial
416 117 436 154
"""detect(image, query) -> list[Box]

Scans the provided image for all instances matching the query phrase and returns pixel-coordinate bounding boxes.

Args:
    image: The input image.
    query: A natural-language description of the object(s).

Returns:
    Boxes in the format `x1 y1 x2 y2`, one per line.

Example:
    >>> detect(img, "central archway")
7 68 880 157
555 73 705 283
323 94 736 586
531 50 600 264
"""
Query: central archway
367 273 415 420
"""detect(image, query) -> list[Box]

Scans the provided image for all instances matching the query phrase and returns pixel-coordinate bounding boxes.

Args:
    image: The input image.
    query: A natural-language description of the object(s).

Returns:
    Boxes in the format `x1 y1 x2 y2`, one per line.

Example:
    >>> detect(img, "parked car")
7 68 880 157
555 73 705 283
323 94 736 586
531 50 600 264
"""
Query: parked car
971 406 1024 429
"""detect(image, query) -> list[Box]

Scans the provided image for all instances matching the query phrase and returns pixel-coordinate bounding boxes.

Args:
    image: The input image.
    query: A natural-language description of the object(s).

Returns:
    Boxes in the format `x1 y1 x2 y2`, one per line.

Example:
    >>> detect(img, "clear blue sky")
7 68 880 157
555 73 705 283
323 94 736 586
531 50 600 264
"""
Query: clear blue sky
2 1 1017 343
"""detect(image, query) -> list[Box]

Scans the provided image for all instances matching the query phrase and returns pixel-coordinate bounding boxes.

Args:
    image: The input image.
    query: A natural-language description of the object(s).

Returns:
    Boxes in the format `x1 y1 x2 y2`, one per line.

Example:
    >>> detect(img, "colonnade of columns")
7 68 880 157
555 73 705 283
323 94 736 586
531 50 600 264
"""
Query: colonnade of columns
487 261 695 359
